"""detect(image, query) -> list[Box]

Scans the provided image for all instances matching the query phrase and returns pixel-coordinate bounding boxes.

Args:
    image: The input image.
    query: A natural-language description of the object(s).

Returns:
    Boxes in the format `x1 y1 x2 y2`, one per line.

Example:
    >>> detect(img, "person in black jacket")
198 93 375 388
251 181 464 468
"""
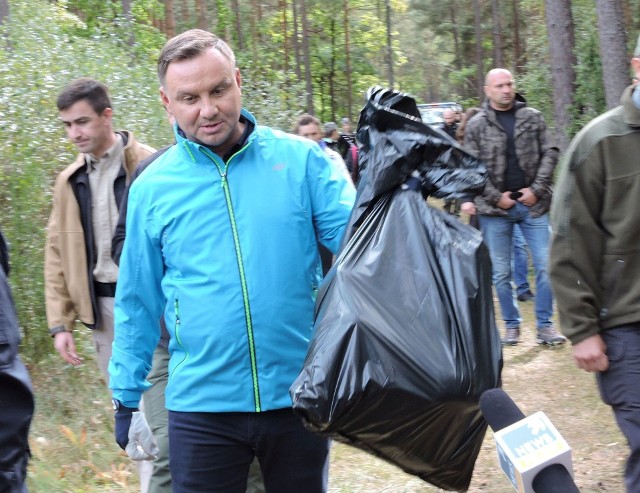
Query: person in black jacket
0 230 34 493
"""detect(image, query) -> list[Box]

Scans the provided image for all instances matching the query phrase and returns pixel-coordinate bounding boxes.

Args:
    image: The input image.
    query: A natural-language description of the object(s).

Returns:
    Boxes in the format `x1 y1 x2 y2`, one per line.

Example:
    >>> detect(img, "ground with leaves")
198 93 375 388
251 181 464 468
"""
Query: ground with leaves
25 270 625 493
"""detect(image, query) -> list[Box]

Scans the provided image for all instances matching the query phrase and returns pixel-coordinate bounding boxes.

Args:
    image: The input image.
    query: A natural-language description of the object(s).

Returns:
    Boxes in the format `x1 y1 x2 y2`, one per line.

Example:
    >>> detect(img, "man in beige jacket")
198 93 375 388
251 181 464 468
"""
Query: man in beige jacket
44 77 155 490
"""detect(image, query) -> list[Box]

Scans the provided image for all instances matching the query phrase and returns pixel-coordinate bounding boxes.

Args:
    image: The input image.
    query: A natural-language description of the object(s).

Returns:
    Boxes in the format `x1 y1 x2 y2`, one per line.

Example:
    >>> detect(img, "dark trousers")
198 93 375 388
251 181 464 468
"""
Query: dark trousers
597 325 640 493
168 408 330 493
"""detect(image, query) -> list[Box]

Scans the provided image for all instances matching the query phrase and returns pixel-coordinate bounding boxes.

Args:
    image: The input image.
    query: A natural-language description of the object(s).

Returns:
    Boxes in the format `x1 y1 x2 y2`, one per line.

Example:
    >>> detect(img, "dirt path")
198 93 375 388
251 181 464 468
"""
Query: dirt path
327 303 626 492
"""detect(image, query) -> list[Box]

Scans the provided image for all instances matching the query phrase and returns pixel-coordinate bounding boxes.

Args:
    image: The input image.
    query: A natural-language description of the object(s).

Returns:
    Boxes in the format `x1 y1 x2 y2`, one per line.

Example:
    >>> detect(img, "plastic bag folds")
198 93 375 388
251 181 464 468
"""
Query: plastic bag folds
290 87 502 492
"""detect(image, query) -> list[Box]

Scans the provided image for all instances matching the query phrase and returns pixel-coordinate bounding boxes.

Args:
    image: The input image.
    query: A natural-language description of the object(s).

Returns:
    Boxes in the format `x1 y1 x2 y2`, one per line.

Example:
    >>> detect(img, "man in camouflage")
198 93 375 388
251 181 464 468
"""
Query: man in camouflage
462 68 565 347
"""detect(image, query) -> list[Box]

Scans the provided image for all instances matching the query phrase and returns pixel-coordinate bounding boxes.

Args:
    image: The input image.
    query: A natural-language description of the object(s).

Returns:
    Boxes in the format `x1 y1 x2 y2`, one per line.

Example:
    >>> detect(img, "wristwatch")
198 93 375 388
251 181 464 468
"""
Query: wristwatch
112 398 139 413
112 398 123 412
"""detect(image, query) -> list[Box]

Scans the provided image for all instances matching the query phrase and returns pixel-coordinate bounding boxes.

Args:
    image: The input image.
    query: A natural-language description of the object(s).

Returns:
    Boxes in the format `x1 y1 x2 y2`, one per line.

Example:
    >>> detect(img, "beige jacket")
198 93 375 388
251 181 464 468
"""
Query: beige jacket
44 131 154 332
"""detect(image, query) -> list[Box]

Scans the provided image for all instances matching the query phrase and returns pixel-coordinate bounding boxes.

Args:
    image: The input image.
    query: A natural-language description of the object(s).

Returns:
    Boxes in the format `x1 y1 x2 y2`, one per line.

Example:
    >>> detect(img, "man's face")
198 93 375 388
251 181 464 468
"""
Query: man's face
160 47 243 155
484 70 516 111
443 110 456 125
298 123 322 142
342 122 351 133
59 100 113 157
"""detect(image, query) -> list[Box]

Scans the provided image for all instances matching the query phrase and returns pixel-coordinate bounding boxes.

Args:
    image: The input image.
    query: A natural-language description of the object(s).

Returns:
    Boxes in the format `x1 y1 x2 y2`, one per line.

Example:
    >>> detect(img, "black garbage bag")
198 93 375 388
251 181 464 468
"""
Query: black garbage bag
290 87 502 491
345 85 488 236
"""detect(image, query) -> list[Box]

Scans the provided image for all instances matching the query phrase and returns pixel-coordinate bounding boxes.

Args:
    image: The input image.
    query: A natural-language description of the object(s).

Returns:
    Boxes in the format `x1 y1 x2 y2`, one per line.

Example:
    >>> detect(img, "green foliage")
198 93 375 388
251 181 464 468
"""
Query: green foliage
0 0 172 362
570 2 606 137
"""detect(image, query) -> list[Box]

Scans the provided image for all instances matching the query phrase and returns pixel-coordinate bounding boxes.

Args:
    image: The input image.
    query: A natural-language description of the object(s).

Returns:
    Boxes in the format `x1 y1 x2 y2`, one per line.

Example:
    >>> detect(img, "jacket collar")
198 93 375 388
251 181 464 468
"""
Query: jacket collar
174 108 257 159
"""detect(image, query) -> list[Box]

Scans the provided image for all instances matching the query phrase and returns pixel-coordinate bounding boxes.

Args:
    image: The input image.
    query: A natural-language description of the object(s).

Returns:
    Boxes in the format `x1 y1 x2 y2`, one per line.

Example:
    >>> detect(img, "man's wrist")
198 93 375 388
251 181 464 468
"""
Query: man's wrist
48 325 69 337
112 398 139 413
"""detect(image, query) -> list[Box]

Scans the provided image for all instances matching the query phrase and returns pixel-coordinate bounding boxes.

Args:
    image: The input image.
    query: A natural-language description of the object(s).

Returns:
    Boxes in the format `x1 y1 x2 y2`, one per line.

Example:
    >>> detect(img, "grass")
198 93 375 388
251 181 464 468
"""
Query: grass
26 334 139 493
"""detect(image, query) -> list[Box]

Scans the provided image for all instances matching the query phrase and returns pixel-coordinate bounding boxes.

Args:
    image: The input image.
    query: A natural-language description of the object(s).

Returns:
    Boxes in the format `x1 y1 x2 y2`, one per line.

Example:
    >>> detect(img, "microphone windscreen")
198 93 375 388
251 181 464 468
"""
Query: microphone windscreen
532 463 580 493
479 388 526 432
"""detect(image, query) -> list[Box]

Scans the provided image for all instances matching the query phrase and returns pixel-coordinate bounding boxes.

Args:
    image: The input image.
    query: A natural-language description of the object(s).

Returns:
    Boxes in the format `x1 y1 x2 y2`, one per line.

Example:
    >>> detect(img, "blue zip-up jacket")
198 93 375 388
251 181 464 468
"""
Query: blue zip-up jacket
109 110 356 412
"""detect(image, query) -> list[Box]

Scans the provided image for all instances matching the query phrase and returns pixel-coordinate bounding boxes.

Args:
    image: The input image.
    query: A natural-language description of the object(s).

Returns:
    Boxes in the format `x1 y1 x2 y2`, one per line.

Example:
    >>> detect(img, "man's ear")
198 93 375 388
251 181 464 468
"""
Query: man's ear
632 57 640 83
235 68 242 93
102 107 114 120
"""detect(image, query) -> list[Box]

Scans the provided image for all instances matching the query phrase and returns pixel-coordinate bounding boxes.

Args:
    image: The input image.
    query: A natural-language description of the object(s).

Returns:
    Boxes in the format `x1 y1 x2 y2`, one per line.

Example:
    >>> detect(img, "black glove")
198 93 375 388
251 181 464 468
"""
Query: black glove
113 399 158 460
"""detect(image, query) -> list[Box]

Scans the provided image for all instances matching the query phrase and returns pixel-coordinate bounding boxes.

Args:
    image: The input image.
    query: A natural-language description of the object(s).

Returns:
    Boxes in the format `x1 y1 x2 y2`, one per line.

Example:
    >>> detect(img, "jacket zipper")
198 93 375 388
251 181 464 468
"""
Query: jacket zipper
202 147 262 412
170 298 188 377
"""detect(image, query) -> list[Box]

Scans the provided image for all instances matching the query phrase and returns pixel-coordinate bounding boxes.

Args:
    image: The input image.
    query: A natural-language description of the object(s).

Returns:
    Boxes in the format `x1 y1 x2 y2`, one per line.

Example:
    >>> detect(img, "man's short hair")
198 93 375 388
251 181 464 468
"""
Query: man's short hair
324 121 338 137
158 29 236 85
57 78 111 114
293 114 320 135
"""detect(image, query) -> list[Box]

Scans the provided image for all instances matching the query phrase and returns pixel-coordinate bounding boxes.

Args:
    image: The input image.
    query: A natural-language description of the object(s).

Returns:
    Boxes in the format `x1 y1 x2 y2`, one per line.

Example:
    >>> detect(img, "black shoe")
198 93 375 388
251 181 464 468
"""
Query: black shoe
501 328 520 346
517 290 534 302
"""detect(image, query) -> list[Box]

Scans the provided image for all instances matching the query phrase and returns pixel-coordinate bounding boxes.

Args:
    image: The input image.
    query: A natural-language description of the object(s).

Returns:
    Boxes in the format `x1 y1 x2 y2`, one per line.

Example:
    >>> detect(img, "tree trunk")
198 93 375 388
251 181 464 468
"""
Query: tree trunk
195 0 207 31
385 0 394 88
231 0 244 50
280 0 289 77
595 0 630 109
0 0 8 25
343 0 353 122
122 0 135 46
300 0 314 113
328 18 338 120
165 0 176 38
512 0 522 70
491 0 504 67
544 0 576 152
180 0 190 25
449 3 461 70
292 1 302 81
250 0 258 63
473 0 484 100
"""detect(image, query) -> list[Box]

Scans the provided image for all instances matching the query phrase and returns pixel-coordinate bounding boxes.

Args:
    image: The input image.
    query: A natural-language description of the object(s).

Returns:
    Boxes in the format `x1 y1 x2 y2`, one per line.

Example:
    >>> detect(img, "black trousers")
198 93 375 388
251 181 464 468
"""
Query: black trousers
168 408 330 493
597 325 640 493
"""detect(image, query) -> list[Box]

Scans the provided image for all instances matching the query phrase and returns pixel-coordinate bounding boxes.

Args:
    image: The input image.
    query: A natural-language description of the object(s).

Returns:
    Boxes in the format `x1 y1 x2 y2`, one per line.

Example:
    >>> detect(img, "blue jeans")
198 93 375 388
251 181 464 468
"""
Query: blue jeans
597 326 640 493
512 224 530 295
168 408 329 493
479 203 553 330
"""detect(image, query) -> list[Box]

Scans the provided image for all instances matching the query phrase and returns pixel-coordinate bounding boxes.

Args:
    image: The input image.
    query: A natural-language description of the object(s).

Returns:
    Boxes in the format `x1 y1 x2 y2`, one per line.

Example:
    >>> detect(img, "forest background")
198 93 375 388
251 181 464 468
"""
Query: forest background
0 0 638 491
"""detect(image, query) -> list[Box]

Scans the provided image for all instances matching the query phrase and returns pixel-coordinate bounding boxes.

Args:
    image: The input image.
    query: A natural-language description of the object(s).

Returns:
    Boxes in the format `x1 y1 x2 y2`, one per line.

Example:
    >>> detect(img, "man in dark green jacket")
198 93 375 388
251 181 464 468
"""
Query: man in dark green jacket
550 39 640 493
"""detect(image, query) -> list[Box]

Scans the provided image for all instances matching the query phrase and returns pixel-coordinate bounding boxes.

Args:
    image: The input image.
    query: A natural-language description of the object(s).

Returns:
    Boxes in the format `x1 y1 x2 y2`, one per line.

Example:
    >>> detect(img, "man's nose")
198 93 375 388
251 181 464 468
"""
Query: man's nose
201 98 218 119
67 125 81 140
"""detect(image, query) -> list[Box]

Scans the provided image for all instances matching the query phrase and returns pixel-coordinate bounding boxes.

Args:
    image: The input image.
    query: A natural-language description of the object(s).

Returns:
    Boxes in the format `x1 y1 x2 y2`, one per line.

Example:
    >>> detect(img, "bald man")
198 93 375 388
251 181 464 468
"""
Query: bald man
462 68 565 348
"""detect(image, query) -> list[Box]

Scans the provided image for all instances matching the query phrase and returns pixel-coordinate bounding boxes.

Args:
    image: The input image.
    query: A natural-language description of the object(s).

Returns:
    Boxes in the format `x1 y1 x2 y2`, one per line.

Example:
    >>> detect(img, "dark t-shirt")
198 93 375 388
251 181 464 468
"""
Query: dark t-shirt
494 107 525 192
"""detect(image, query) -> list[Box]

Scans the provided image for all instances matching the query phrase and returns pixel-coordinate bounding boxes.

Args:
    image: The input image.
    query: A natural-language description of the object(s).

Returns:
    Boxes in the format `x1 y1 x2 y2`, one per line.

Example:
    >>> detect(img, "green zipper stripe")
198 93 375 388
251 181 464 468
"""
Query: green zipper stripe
200 146 261 412
170 298 188 378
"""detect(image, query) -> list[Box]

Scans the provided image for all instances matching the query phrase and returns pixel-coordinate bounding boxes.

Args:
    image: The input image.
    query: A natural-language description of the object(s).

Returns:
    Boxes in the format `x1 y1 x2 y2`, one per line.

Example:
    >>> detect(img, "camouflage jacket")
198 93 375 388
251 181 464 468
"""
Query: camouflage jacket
463 100 558 217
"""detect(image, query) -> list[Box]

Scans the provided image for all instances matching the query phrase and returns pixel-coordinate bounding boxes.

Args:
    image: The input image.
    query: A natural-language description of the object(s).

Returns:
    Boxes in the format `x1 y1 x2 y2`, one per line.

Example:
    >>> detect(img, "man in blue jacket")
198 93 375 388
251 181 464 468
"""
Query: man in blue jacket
108 29 356 493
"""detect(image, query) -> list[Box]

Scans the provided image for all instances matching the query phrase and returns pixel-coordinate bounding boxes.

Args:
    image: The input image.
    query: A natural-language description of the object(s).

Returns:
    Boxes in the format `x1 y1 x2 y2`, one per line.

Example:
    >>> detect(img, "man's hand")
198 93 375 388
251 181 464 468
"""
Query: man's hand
572 334 609 373
53 331 83 365
496 191 516 210
115 404 159 461
460 201 476 216
517 187 538 207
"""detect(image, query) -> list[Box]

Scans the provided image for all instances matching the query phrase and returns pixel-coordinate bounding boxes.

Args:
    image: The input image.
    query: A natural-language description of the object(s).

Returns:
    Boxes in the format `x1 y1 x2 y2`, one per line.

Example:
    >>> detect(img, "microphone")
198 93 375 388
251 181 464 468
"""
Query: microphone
479 388 580 493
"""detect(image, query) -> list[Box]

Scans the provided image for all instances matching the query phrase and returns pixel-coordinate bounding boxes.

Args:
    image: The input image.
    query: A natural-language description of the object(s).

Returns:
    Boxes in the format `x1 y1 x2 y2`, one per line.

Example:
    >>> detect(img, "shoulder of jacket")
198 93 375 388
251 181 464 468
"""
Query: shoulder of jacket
466 111 488 128
56 154 85 182
564 107 628 170
516 105 543 121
